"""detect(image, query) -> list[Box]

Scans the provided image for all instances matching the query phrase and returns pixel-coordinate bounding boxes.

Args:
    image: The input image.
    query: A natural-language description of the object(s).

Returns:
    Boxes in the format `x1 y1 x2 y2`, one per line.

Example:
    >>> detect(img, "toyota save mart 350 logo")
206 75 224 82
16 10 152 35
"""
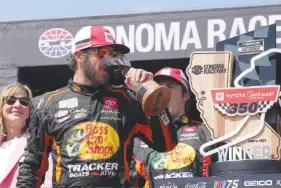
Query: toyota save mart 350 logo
38 28 73 58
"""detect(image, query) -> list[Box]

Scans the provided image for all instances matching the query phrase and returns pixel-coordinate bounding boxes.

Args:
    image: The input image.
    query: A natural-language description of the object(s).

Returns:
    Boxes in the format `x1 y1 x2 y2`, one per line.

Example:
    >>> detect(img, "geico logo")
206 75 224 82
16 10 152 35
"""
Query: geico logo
244 180 272 187
164 172 193 179
67 163 118 172
105 100 115 106
69 171 90 178
180 133 198 137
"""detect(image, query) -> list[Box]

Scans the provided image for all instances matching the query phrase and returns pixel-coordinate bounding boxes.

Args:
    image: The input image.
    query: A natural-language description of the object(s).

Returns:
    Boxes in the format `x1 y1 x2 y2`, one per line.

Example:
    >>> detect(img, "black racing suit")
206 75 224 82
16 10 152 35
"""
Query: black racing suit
17 80 177 188
132 116 213 187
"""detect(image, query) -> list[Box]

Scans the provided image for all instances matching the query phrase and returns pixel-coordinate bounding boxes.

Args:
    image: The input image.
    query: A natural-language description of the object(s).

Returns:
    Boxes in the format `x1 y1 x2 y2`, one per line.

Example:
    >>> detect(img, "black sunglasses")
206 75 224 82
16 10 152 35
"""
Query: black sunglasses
4 96 30 107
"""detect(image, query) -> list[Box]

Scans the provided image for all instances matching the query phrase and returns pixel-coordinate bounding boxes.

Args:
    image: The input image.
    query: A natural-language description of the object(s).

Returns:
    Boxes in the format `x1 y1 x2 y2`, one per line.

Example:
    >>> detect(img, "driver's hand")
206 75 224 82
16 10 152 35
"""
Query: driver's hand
124 68 153 92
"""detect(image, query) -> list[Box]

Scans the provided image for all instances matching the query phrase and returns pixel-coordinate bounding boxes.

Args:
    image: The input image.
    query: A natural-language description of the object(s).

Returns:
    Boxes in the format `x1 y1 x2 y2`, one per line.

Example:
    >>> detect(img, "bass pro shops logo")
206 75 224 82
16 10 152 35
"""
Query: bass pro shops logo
149 143 196 170
63 121 120 160
38 28 73 58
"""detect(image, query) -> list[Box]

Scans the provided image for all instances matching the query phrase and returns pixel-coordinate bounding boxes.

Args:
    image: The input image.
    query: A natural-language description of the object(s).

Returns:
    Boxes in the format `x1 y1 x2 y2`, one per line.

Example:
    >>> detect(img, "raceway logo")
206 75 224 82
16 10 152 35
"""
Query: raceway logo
191 64 226 75
38 28 73 58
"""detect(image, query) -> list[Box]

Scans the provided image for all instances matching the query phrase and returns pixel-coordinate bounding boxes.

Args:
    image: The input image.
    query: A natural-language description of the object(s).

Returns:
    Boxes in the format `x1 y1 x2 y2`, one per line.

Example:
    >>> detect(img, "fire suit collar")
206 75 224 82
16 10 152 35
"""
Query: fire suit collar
68 79 102 95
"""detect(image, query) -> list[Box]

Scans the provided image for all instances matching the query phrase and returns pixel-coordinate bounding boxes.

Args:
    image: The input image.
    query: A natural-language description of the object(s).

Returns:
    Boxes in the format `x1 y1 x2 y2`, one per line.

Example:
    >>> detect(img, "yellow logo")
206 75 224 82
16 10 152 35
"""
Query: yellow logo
64 121 120 160
165 143 196 170
182 116 189 124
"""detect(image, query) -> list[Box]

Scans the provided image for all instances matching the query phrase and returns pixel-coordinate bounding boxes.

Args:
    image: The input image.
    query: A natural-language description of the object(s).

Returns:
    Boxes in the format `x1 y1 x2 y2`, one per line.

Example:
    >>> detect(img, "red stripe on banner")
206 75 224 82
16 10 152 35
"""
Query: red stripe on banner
211 86 280 104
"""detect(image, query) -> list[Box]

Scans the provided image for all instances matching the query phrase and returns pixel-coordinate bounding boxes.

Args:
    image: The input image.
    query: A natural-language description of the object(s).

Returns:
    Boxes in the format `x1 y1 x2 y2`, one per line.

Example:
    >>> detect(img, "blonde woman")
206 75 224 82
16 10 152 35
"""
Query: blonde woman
0 83 52 188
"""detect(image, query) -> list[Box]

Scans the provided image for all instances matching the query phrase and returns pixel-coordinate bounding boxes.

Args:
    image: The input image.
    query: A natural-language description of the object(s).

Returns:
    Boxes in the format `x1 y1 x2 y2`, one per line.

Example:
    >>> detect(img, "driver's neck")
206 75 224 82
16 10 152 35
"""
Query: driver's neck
73 69 95 87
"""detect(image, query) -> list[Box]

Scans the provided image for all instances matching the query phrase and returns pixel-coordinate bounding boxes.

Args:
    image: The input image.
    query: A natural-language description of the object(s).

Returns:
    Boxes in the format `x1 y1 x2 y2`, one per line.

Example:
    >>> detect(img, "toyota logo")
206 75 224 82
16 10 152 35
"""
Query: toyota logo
105 100 115 106
107 35 113 41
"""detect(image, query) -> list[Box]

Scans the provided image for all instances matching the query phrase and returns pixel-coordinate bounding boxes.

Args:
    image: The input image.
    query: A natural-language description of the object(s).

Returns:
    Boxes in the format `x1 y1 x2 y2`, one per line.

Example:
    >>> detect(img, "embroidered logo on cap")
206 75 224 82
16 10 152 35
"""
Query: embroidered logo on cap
104 32 114 43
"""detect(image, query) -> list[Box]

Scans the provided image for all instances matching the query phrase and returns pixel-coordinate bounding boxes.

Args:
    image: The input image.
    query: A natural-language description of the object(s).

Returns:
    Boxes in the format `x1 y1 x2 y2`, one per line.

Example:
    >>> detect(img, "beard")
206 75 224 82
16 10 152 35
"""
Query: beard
81 57 109 87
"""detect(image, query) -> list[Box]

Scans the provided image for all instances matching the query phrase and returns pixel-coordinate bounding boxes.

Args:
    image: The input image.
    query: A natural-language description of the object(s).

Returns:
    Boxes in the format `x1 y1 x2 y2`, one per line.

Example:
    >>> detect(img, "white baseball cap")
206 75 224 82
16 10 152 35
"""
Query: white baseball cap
71 25 130 54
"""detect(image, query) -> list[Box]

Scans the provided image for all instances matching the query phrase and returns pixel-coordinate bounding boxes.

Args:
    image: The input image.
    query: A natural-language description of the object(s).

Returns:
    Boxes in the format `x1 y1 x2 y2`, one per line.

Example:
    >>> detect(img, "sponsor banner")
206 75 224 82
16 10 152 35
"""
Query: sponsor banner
211 86 280 116
2 5 281 66
211 86 280 104
153 173 281 188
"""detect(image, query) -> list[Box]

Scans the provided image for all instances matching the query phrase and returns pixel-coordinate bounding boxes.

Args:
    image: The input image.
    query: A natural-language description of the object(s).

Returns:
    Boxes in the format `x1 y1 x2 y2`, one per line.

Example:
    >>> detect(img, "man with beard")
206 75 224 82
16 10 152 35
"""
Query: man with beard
132 67 213 188
17 25 177 188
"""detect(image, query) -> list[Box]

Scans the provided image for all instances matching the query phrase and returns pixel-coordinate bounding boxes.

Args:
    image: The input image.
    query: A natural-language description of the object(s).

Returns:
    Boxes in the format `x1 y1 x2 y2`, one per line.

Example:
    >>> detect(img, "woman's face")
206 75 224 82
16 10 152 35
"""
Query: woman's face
2 89 30 129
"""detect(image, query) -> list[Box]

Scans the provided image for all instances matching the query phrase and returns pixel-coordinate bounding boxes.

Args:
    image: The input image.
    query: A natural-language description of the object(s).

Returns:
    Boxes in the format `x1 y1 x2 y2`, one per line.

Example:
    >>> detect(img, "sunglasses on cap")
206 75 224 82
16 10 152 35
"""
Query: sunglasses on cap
4 96 30 107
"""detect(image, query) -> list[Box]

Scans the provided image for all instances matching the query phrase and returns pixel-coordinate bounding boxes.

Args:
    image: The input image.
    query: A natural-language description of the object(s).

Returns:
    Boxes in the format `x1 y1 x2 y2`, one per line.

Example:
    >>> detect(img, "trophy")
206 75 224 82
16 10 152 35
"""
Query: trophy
186 24 281 176
104 51 171 116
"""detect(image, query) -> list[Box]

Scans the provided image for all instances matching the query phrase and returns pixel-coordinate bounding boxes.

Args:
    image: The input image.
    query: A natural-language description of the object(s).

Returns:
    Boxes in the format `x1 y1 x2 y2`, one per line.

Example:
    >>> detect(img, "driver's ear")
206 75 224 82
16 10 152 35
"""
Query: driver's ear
183 90 190 102
74 51 86 67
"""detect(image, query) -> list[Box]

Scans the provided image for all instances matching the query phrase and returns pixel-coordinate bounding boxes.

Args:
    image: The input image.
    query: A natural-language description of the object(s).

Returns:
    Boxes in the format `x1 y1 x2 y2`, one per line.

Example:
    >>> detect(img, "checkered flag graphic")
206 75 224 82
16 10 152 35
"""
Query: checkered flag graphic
258 101 273 113
215 103 230 114
214 101 275 115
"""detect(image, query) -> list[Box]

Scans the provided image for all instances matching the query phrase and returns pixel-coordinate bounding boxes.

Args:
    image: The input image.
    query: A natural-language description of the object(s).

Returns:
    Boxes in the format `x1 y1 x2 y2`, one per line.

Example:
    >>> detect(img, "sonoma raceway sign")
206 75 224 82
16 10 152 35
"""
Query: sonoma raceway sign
102 15 281 55
40 14 281 61
4 7 281 67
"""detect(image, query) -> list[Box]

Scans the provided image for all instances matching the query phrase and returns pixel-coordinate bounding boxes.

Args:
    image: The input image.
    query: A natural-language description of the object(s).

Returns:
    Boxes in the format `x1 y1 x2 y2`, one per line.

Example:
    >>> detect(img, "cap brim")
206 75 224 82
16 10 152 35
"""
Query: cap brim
106 43 130 54
154 75 189 91
154 75 180 84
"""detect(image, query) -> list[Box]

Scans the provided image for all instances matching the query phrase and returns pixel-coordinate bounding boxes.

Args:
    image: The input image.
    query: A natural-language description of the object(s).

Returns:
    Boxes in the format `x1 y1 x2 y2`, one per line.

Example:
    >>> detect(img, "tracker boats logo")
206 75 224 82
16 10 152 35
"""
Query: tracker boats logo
38 28 73 58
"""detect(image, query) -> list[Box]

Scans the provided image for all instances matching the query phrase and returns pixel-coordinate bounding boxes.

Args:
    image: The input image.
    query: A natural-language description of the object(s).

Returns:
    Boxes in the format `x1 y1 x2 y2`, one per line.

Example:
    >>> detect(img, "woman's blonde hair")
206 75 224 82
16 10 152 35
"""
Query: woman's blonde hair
0 83 33 136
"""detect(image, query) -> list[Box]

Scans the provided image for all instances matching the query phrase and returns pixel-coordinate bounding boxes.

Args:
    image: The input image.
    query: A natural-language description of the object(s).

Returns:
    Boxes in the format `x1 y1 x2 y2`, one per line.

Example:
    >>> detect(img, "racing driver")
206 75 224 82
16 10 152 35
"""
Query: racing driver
16 25 177 188
132 67 213 187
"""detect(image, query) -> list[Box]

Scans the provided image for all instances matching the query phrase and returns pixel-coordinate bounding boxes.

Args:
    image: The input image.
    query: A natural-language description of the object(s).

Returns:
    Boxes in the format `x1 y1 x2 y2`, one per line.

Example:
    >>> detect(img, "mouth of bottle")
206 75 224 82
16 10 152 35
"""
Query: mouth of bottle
107 65 129 85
